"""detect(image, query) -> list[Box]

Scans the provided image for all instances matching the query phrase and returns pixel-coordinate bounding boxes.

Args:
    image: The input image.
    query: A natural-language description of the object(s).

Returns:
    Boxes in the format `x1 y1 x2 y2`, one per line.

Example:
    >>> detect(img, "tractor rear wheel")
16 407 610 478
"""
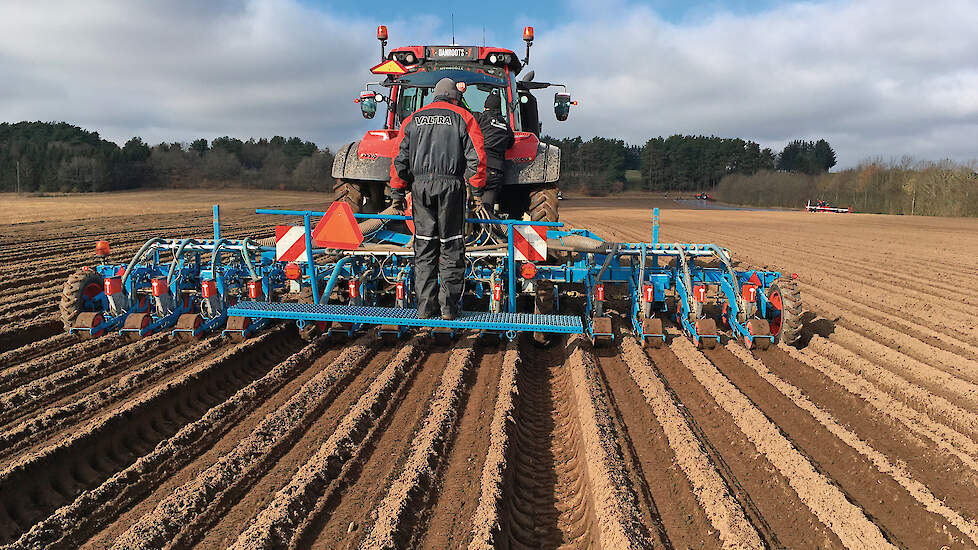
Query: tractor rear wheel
60 268 105 331
766 278 803 346
528 183 559 223
334 179 365 214
334 179 385 214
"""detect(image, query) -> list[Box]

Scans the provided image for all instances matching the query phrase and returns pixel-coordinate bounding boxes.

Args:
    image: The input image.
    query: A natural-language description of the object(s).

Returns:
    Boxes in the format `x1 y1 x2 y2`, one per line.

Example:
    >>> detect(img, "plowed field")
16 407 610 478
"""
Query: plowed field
1 190 976 549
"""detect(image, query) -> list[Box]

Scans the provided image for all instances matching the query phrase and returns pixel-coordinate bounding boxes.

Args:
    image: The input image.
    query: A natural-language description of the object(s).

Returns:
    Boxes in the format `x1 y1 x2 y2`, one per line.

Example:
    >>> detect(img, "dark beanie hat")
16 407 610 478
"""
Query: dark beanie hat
433 78 459 100
484 93 501 111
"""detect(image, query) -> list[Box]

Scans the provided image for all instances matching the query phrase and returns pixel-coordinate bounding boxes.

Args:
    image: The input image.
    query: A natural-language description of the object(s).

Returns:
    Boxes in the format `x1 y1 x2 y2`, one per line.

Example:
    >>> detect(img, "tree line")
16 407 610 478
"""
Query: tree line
0 122 335 193
542 135 837 194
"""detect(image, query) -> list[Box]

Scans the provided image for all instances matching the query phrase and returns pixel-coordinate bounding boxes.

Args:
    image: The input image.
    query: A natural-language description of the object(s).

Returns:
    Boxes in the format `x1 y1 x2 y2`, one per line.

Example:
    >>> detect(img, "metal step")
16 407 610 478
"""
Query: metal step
227 301 583 334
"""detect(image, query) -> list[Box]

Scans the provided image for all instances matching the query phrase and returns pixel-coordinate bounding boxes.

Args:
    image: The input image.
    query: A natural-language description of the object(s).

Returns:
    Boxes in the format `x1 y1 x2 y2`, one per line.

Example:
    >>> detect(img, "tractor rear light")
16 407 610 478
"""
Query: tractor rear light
741 284 757 302
104 277 122 295
377 25 388 41
595 283 605 302
523 26 534 42
248 280 263 299
151 278 168 297
396 281 405 300
791 273 799 279
201 279 218 298
284 262 302 280
492 283 502 302
95 240 110 257
521 262 537 279
348 279 359 299
693 285 707 302
82 266 90 271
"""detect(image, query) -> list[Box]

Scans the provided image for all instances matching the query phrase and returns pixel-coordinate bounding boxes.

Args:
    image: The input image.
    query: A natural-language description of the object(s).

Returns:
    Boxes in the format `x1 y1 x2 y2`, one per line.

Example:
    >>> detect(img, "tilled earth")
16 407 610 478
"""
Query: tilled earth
0 192 976 549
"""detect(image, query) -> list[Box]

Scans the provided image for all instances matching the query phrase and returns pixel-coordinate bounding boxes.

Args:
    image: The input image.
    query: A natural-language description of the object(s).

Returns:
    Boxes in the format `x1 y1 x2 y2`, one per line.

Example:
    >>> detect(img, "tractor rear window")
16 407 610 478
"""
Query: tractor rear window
394 63 509 125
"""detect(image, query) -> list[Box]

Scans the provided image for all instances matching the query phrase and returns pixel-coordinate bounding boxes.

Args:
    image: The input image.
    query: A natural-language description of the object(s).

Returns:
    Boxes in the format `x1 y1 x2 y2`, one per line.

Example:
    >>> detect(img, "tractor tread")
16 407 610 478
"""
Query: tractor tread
334 179 364 214
528 183 559 223
60 268 104 330
773 277 803 345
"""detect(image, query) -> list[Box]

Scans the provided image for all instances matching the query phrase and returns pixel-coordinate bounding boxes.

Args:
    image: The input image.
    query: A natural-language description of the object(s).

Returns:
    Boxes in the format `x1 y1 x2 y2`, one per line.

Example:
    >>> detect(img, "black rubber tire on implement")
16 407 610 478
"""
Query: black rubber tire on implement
533 281 556 347
60 268 105 331
528 183 559 223
768 278 803 346
334 179 365 214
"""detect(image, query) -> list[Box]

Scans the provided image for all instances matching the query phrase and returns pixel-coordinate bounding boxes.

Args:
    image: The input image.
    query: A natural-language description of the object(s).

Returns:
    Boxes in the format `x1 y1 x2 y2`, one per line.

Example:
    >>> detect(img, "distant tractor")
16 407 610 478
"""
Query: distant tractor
331 25 575 222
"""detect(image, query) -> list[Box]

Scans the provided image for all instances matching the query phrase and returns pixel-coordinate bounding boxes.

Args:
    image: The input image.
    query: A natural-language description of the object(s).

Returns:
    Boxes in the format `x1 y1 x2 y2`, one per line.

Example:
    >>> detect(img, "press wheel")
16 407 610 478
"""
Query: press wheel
642 317 665 348
123 312 152 342
73 312 105 339
174 314 203 342
695 318 718 350
226 316 250 343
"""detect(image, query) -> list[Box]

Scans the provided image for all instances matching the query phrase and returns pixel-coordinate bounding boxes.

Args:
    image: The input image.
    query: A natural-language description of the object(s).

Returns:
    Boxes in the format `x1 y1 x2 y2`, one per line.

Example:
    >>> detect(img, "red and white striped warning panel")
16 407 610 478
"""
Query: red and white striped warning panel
513 225 548 262
275 226 309 262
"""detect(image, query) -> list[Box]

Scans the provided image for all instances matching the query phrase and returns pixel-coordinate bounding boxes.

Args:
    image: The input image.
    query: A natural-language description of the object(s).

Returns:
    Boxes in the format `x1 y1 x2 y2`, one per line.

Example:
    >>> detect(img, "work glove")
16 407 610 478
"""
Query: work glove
390 189 407 212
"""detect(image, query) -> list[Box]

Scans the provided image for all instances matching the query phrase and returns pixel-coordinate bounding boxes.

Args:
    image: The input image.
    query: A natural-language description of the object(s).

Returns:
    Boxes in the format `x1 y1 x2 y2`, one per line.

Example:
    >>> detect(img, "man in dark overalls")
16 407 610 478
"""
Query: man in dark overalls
474 92 516 211
390 78 487 320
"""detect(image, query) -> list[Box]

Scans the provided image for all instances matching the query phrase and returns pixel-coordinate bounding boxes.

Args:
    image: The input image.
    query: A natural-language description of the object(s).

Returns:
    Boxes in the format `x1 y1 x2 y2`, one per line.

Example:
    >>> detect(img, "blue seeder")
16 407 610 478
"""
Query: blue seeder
62 204 800 350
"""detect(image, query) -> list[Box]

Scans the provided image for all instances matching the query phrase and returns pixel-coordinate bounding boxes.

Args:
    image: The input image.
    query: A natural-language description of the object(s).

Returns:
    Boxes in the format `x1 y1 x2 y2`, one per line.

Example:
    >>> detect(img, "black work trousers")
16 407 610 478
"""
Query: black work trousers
482 167 505 209
412 177 466 317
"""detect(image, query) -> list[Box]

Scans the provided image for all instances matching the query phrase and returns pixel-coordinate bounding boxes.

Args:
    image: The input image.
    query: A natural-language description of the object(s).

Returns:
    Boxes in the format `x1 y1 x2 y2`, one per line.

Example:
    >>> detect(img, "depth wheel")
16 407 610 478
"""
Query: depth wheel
695 318 718 350
73 312 105 339
642 317 665 348
528 183 559 223
745 318 771 350
60 268 104 331
766 278 803 346
226 316 250 343
123 312 152 342
174 314 203 342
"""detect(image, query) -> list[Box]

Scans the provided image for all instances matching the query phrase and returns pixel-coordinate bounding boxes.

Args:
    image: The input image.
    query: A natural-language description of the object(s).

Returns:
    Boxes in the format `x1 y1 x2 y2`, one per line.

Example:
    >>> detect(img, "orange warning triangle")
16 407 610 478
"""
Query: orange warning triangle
747 272 762 287
370 59 408 75
313 202 364 250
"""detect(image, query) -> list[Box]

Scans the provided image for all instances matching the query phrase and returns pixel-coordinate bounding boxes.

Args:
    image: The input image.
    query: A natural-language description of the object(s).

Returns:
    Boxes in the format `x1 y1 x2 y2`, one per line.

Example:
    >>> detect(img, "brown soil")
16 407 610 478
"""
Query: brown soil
1 189 976 549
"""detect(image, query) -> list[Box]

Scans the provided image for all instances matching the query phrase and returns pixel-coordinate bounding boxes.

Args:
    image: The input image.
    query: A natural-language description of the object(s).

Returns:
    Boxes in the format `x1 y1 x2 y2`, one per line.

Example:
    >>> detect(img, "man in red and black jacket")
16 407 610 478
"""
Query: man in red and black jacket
390 78 487 320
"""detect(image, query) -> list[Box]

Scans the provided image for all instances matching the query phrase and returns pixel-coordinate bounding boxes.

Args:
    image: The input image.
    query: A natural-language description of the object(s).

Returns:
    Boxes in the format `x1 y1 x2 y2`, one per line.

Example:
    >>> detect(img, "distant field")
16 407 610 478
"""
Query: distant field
0 189 330 225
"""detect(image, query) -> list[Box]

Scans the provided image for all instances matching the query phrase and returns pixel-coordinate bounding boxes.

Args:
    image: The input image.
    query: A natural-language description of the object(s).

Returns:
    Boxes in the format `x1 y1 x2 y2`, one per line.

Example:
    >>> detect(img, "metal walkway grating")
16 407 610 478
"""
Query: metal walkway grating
227 301 583 334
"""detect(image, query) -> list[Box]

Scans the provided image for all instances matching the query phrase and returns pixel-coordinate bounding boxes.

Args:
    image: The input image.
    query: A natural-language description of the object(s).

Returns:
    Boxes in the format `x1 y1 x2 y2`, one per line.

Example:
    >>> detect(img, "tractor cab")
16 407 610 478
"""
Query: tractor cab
332 26 573 222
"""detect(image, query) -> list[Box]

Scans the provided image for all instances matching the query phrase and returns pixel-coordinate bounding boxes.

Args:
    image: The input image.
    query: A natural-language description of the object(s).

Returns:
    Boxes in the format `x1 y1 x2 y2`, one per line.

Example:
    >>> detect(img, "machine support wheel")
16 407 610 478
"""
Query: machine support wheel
174 314 203 342
528 183 559 223
60 268 105 331
695 318 718 349
745 318 771 350
334 179 364 214
766 278 803 346
533 281 557 347
123 312 152 342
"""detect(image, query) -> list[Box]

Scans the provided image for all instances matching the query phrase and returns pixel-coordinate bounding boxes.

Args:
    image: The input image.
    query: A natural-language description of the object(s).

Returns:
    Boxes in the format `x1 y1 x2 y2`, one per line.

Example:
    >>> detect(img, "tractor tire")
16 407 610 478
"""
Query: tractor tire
528 183 559 223
334 179 364 214
767 278 803 346
533 281 556 347
60 268 105 331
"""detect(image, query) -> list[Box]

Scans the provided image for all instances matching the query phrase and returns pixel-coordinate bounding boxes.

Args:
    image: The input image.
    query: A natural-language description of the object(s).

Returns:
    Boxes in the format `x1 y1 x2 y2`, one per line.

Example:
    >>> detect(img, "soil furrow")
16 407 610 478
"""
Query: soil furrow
419 342 504 550
359 337 480 549
296 344 453 549
0 335 125 394
727 344 978 545
615 335 758 549
229 337 427 549
109 334 377 549
0 327 300 546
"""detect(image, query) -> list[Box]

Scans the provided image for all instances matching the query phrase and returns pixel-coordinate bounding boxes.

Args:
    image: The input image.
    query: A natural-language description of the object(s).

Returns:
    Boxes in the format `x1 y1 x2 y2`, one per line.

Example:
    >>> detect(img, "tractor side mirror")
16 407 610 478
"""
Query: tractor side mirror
554 92 572 121
357 91 381 119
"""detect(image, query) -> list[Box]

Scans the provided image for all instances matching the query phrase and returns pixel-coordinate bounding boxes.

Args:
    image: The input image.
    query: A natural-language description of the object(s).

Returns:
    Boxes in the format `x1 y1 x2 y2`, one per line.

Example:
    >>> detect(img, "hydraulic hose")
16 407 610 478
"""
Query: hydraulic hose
209 239 230 275
166 238 198 285
122 237 163 285
239 238 260 280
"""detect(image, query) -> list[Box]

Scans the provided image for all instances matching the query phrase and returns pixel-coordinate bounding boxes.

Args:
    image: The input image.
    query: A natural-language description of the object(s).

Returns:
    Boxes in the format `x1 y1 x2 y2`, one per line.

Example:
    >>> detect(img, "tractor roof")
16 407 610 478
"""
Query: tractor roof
388 45 523 74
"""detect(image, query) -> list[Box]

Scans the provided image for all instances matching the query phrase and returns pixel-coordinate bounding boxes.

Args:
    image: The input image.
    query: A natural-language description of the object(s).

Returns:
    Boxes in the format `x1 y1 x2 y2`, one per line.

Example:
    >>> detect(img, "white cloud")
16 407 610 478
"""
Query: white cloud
1 0 976 167
531 0 978 165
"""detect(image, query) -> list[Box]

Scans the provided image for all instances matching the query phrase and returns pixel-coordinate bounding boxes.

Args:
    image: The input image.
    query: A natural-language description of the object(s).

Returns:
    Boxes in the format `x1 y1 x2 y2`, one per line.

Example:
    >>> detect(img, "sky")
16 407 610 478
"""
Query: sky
1 0 976 168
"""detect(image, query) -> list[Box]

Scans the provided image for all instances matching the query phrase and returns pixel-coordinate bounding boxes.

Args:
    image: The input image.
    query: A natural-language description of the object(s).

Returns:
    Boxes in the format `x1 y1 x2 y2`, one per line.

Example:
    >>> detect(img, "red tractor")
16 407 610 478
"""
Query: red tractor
331 25 575 222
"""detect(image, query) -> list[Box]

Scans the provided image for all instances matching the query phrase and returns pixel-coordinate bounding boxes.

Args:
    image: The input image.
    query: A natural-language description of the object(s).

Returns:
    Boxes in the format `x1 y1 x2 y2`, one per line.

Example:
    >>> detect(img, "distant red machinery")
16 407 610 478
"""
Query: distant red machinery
805 200 851 213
